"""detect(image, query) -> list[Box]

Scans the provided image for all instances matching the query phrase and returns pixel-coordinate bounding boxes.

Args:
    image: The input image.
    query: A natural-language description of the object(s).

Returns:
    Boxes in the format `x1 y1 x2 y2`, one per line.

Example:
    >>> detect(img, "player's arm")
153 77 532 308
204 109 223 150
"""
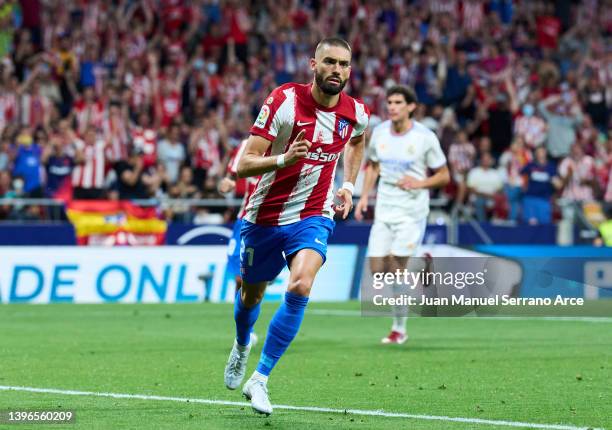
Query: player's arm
237 130 311 178
355 161 379 221
399 132 450 191
335 132 366 219
398 165 450 190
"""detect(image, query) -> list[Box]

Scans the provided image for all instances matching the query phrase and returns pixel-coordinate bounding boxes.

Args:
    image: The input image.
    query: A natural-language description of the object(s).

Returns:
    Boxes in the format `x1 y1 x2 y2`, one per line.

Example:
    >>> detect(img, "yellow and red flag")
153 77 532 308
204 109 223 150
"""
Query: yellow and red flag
67 200 167 246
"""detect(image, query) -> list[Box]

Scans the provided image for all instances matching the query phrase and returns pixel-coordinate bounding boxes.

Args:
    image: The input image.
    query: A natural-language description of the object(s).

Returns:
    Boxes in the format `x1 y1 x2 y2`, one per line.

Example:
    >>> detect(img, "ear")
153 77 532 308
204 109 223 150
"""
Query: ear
407 102 417 113
309 58 316 72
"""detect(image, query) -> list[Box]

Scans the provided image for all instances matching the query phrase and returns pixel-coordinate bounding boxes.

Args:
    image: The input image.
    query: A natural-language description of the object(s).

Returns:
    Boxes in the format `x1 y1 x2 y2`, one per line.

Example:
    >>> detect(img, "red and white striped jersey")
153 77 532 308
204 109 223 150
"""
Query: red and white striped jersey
227 139 257 219
102 116 129 161
132 128 158 168
0 92 17 133
126 75 152 109
193 128 222 175
72 139 111 189
73 99 106 135
244 83 370 226
20 93 51 128
558 155 596 202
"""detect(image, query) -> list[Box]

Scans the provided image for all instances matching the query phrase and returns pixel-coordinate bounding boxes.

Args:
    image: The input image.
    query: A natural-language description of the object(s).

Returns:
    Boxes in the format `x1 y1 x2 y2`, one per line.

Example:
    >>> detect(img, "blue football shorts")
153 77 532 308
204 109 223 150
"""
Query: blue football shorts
239 216 335 283
226 218 243 278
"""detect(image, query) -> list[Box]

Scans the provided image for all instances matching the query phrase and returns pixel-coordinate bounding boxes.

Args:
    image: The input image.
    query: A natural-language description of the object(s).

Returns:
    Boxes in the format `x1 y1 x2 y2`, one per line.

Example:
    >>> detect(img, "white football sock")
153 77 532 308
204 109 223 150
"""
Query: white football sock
251 370 268 384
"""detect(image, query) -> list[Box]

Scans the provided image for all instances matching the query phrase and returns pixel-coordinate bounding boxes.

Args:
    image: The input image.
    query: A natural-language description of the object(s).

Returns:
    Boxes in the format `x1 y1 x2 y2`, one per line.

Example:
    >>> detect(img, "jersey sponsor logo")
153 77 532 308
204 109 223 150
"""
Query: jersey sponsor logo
296 120 312 126
306 147 340 162
254 105 270 128
337 118 349 139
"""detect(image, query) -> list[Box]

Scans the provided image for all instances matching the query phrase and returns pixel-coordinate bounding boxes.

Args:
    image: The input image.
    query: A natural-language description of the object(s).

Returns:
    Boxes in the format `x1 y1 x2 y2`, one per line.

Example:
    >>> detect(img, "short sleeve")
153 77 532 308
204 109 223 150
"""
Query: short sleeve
227 139 248 176
425 132 447 169
250 86 293 142
351 100 370 138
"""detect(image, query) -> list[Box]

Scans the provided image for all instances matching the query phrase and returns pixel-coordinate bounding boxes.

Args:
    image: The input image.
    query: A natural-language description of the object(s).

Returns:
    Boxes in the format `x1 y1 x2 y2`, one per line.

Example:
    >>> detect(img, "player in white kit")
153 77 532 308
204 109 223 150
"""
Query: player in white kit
355 85 450 344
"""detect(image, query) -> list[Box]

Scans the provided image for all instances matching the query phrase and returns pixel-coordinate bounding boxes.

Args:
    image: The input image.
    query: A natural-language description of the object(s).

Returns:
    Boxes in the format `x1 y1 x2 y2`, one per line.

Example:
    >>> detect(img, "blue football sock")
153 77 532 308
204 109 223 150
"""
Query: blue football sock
256 291 309 376
234 290 261 346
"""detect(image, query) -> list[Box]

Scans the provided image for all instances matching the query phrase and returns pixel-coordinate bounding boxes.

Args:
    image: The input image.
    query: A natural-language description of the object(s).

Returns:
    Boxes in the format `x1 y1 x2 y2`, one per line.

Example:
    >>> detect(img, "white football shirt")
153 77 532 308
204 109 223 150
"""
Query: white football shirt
368 120 446 223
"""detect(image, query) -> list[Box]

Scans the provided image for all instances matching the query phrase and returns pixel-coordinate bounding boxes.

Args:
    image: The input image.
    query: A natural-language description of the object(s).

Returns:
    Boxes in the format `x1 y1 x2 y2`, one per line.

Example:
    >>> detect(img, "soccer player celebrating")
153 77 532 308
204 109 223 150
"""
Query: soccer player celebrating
355 85 450 344
223 37 369 415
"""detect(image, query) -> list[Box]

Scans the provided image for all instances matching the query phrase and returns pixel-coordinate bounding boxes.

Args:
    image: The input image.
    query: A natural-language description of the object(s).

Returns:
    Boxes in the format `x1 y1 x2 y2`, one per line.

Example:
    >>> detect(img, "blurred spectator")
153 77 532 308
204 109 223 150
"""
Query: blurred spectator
189 112 227 190
448 130 476 206
603 139 612 204
193 174 227 224
71 126 109 200
157 122 186 184
114 146 158 200
168 165 199 222
499 137 532 221
514 100 547 149
12 127 43 196
41 133 75 199
581 76 609 131
520 146 561 225
0 0 608 226
442 50 471 107
558 143 596 203
131 111 158 169
0 135 9 171
467 152 504 221
538 92 583 159
72 86 105 136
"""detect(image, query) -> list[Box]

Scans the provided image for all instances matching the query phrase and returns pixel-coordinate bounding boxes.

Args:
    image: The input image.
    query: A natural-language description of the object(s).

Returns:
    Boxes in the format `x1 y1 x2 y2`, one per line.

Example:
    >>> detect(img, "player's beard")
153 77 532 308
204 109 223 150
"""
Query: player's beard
315 71 347 96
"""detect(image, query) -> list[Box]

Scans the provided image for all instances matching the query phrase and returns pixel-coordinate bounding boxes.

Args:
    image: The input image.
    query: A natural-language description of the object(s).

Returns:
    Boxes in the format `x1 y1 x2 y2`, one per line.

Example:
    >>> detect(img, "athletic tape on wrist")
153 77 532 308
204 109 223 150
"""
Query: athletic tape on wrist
341 182 355 195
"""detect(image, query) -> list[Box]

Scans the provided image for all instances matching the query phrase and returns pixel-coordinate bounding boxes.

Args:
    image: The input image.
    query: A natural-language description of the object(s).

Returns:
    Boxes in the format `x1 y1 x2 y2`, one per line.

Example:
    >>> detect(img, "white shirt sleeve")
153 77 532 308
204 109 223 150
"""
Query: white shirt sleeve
425 132 447 169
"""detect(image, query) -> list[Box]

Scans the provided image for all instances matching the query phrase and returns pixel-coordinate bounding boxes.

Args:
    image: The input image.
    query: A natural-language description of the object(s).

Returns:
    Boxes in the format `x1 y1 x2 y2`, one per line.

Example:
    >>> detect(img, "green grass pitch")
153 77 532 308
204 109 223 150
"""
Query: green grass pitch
1 302 610 429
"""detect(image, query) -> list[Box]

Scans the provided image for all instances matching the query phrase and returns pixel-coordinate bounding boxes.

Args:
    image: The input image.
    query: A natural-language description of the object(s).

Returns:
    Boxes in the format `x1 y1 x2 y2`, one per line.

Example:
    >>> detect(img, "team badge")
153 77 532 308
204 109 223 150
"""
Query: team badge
337 118 349 139
254 105 270 128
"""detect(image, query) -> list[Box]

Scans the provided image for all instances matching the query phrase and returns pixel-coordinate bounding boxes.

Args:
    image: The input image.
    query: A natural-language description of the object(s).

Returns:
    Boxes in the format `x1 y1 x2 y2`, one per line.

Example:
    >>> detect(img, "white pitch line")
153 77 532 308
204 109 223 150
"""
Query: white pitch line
0 385 603 430
309 309 612 323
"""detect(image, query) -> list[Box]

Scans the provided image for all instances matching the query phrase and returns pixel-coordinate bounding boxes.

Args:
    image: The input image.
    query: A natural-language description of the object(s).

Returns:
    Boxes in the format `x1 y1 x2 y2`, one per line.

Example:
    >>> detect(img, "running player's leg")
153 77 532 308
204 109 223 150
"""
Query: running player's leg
387 254 409 342
225 221 285 391
366 221 405 343
255 248 322 377
385 218 428 341
244 217 332 414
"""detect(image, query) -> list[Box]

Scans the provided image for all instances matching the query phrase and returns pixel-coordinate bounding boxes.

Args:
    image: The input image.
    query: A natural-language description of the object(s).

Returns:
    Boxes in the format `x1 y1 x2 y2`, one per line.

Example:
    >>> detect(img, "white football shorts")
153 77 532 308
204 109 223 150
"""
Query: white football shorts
366 218 427 257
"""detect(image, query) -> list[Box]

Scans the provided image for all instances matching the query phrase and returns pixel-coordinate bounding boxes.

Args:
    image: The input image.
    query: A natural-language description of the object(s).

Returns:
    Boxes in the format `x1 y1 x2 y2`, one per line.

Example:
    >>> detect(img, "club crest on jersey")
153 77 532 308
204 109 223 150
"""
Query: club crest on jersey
254 105 270 128
337 118 349 139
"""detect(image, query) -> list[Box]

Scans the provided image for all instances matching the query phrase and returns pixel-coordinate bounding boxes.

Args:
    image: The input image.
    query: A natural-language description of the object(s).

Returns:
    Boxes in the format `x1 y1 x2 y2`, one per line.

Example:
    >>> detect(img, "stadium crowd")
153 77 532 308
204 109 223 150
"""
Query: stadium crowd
0 0 610 227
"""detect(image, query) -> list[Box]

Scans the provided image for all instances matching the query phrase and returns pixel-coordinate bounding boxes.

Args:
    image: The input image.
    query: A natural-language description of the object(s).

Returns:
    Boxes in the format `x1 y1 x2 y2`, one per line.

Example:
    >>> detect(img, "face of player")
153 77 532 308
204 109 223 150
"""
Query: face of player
311 45 351 96
386 94 416 122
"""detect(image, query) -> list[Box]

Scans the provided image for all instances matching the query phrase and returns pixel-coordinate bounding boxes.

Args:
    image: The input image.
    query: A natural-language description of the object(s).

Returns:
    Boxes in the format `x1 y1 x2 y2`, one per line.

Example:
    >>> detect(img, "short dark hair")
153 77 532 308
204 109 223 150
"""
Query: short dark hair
315 37 351 55
386 85 418 104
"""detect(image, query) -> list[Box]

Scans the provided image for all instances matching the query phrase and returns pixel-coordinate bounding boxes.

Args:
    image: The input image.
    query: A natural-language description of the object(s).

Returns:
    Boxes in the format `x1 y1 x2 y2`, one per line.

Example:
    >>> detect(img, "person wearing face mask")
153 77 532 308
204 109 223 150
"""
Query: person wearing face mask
514 102 547 149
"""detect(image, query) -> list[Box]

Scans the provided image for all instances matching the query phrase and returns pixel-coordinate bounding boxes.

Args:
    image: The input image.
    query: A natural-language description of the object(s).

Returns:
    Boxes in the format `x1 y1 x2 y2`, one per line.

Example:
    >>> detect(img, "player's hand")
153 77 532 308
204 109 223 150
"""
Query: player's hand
333 188 353 219
218 177 236 194
354 196 368 221
397 175 423 191
285 129 312 166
